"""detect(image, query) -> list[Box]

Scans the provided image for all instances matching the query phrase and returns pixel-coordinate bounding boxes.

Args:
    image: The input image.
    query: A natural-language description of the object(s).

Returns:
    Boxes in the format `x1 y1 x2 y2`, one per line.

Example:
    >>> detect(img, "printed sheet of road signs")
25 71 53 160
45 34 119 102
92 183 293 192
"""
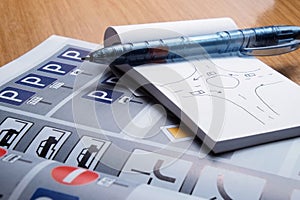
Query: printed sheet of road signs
1 36 300 199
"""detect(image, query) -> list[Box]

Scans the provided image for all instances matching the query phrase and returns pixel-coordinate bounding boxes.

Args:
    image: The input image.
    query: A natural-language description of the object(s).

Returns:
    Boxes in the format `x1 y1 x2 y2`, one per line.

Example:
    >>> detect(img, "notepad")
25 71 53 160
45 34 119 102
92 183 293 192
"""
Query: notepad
105 18 300 153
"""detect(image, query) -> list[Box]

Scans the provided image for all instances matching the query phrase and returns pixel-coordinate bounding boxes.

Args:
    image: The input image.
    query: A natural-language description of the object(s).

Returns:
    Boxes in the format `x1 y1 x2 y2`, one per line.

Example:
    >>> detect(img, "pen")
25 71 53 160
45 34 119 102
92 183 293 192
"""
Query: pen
82 25 300 65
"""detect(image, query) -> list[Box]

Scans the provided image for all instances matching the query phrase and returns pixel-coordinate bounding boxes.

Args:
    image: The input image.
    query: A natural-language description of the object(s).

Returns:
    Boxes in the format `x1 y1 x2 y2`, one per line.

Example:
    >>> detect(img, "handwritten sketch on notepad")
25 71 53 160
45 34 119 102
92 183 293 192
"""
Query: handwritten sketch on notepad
134 55 300 145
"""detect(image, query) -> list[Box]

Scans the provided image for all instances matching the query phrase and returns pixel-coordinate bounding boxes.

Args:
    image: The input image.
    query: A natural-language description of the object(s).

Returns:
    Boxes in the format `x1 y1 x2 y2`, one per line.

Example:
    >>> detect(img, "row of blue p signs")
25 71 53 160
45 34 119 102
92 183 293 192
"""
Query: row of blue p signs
0 47 124 106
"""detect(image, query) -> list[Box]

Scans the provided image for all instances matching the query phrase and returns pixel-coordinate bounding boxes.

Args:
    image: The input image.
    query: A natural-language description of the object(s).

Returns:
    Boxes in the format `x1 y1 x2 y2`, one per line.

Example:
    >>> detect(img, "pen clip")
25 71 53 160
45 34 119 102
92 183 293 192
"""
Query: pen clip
240 40 300 56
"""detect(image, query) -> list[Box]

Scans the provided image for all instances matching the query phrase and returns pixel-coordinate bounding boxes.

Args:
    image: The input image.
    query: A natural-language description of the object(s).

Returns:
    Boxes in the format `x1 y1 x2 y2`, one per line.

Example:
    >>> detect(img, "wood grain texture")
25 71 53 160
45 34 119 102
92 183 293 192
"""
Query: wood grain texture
1 0 299 82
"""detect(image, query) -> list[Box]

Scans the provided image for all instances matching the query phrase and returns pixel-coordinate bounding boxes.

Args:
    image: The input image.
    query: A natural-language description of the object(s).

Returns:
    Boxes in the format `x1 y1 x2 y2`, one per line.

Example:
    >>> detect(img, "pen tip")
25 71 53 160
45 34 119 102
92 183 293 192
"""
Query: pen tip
81 56 90 61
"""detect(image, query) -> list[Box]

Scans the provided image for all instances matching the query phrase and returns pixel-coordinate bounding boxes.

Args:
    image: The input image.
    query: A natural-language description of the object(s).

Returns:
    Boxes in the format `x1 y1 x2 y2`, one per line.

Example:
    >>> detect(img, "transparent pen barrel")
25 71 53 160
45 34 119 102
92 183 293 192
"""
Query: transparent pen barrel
95 25 300 64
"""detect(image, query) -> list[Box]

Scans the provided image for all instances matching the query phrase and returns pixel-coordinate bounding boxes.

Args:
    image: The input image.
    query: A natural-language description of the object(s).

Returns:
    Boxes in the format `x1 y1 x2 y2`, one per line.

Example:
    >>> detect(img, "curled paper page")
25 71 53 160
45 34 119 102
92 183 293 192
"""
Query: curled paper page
103 18 237 46
103 18 300 153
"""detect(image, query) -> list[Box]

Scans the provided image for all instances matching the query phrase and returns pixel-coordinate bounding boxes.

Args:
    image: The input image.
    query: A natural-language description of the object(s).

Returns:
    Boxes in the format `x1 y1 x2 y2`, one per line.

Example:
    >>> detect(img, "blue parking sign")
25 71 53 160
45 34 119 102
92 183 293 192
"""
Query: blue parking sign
16 73 57 89
83 88 123 104
102 75 119 86
38 61 76 75
0 87 35 106
58 47 90 62
31 188 79 200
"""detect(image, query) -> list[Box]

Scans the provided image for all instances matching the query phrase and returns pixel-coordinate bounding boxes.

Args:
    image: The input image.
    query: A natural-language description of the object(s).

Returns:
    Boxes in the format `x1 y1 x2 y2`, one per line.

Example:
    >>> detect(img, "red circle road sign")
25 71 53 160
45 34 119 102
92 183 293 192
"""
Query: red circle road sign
0 148 7 158
51 166 99 186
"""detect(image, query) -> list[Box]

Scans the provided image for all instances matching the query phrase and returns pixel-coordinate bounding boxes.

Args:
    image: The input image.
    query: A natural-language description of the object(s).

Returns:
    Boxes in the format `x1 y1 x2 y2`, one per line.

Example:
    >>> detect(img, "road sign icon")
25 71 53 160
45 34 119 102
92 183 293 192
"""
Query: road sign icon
2 153 22 163
97 177 116 187
120 149 192 191
0 117 33 149
51 166 99 185
192 166 266 200
57 47 90 62
0 147 7 158
26 126 71 159
38 61 76 75
161 125 194 143
31 188 79 200
102 75 119 86
65 136 111 169
0 87 35 106
83 88 123 104
16 73 57 89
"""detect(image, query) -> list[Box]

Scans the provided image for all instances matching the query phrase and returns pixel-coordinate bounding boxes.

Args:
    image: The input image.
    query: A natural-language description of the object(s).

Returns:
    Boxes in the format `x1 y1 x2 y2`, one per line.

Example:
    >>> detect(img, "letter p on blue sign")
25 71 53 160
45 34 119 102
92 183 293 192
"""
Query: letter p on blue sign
0 87 35 106
83 89 123 104
58 47 90 62
15 74 57 89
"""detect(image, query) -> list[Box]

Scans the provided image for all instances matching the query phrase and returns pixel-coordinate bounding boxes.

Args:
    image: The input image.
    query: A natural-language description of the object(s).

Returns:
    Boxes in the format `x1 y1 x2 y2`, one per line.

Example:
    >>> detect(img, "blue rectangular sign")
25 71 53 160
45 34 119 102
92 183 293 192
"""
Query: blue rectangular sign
83 88 123 104
58 47 90 62
38 61 76 75
0 87 35 106
101 75 119 86
16 73 57 89
31 188 79 200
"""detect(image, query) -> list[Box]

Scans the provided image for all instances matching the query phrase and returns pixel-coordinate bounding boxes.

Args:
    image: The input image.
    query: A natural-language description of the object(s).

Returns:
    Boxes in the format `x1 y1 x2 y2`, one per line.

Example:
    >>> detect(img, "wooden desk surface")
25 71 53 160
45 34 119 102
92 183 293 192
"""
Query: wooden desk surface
1 0 299 83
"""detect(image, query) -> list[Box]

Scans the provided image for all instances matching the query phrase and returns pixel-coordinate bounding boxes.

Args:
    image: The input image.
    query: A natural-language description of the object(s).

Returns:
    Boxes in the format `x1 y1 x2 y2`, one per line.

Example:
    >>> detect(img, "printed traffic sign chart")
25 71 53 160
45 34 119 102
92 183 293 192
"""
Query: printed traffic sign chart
1 32 300 200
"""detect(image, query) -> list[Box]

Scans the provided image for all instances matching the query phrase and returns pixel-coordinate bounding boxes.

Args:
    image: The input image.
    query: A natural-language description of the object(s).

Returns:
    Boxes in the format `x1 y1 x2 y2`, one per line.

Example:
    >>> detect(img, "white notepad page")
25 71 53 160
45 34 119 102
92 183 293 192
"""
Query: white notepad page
104 18 300 153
